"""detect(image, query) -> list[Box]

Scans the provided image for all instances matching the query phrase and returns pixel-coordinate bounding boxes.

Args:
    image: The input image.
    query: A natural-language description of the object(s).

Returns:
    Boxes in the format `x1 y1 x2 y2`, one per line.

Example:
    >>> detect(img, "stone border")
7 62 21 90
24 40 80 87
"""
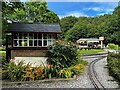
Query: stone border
2 78 76 85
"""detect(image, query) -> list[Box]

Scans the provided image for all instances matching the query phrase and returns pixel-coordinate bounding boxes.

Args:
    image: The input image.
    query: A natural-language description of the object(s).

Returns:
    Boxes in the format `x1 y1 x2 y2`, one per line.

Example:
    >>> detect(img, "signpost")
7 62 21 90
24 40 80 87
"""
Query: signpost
99 37 104 49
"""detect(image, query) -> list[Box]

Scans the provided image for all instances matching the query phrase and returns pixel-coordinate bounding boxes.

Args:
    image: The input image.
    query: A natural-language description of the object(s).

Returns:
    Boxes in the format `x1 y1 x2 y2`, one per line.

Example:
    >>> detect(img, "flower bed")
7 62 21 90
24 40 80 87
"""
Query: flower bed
2 60 84 81
2 40 88 81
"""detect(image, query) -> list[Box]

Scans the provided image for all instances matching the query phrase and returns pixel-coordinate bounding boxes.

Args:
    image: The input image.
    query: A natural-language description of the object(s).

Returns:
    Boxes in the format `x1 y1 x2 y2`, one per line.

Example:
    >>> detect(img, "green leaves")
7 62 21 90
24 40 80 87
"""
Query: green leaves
59 6 120 46
47 41 78 69
107 53 120 83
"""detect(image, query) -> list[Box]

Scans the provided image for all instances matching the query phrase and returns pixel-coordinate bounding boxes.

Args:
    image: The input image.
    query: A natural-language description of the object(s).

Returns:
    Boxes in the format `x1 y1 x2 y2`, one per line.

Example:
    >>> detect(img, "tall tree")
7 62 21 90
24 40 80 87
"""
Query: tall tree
2 0 60 44
59 16 78 39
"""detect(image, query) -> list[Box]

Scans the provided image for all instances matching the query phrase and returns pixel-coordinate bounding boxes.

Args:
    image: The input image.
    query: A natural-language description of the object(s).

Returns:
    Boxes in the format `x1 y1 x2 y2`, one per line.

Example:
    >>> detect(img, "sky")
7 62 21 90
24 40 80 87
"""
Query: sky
47 2 118 18
21 0 119 18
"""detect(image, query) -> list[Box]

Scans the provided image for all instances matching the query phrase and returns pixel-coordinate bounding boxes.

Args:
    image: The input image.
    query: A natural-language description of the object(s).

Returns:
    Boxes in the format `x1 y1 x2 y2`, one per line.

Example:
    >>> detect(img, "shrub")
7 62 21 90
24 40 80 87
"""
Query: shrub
2 60 26 81
107 53 120 85
1 56 6 66
68 64 83 75
2 60 73 81
58 68 72 78
107 43 119 50
0 48 6 51
47 40 78 68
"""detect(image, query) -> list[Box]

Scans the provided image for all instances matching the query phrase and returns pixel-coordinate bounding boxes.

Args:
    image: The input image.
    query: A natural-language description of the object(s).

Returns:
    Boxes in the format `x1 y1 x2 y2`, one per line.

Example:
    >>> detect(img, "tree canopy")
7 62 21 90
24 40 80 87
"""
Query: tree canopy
60 6 120 45
2 0 60 44
59 16 78 39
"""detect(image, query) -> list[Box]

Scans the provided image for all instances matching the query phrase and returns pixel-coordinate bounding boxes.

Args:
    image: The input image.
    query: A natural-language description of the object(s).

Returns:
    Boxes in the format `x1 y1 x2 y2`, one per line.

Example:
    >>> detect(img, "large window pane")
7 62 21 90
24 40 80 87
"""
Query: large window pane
48 40 51 46
24 33 28 39
34 33 37 39
21 40 27 46
38 40 42 46
43 34 47 39
19 40 22 46
34 40 37 46
14 33 18 39
48 34 51 39
38 34 42 39
19 33 22 39
14 40 18 46
24 40 27 46
44 40 47 46
29 40 33 46
51 34 56 39
29 33 33 39
48 34 56 39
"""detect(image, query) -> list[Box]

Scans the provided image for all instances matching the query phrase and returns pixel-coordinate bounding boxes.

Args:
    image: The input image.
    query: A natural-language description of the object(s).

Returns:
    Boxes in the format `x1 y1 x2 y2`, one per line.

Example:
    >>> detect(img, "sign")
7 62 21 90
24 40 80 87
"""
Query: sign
99 37 104 41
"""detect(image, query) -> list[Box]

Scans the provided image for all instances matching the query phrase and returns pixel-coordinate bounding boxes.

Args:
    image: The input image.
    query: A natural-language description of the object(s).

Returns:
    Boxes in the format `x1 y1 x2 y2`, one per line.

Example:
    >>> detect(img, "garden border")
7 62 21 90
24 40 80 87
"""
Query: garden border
2 78 76 86
2 52 107 86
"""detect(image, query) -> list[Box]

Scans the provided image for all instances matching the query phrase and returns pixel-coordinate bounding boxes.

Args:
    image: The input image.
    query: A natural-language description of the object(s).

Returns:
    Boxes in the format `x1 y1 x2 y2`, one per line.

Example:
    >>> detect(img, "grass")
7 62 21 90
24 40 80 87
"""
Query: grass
78 49 105 55
0 51 6 57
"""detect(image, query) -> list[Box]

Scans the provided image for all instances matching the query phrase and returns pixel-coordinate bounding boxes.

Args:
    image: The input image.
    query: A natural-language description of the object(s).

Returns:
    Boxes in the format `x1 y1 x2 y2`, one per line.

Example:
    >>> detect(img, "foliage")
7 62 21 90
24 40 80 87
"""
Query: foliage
68 64 83 75
107 53 120 85
2 56 6 66
58 16 78 39
107 43 119 50
58 6 120 45
3 51 88 81
58 68 72 78
2 60 26 81
0 48 6 51
0 51 6 57
47 40 78 68
2 0 59 44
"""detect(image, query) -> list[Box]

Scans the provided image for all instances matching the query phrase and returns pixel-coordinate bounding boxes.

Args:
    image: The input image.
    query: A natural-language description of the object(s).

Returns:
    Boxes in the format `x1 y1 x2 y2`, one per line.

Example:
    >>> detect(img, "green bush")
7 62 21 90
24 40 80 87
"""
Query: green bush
0 48 6 51
2 61 73 81
58 68 72 78
47 41 78 68
2 56 6 66
107 43 119 50
107 53 120 85
2 60 26 81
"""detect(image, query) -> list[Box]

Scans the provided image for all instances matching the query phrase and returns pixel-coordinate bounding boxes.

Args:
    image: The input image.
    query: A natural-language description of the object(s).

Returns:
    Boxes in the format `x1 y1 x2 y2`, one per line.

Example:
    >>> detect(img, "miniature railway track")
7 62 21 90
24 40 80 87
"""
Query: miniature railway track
88 55 107 90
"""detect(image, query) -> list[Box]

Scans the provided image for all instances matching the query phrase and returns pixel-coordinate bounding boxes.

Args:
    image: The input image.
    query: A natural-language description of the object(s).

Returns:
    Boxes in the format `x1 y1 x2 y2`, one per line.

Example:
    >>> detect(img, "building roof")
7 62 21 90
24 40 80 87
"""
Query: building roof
78 38 99 41
7 23 61 33
77 38 99 43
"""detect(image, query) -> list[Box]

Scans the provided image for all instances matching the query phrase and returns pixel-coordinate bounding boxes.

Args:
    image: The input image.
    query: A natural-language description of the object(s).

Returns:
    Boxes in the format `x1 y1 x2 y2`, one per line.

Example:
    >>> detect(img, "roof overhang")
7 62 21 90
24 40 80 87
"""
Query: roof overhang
7 23 62 34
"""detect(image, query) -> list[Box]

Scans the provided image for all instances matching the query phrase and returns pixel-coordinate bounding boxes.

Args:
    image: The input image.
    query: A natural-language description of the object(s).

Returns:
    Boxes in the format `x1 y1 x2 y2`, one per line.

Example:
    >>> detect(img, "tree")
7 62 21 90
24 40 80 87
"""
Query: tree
59 16 78 39
64 6 120 45
2 0 60 44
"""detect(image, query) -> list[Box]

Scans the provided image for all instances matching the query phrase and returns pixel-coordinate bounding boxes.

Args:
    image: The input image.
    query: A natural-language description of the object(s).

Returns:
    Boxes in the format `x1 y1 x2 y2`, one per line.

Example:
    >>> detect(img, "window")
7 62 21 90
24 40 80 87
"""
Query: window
13 33 56 47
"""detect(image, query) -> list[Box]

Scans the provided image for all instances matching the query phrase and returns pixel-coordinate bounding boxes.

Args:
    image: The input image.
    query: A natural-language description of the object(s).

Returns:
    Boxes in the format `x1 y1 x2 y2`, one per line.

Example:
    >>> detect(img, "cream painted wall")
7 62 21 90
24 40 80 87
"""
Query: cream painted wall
12 57 48 67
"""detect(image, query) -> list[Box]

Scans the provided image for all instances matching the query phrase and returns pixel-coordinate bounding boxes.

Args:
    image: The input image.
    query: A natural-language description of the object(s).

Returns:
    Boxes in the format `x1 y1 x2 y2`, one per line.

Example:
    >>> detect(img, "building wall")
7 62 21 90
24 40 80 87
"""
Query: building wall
11 49 47 59
14 57 48 67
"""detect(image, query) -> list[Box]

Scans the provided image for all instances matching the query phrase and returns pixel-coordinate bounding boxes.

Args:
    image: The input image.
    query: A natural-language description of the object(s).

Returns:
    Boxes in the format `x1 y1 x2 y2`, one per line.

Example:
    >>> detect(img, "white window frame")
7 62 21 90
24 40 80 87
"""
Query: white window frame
13 33 56 47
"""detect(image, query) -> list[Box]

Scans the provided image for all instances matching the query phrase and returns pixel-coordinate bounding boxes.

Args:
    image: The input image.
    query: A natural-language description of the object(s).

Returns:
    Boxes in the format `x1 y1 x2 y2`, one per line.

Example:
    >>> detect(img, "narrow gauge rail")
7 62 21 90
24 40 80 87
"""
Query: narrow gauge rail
88 55 107 90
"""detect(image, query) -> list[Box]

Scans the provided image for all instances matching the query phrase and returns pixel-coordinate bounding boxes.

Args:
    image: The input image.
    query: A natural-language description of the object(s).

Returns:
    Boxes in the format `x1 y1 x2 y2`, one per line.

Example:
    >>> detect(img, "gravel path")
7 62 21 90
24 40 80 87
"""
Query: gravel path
94 57 119 88
2 54 119 89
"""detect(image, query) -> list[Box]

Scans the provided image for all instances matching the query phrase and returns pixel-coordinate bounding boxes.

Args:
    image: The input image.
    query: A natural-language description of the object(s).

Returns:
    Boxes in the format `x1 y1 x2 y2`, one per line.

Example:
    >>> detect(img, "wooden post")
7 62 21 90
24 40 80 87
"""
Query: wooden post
6 35 9 63
6 35 11 63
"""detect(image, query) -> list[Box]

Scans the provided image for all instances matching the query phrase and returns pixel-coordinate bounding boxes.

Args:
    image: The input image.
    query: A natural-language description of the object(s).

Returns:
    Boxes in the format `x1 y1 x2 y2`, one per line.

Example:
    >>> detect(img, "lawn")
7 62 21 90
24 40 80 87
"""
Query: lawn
78 49 105 55
0 51 6 57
